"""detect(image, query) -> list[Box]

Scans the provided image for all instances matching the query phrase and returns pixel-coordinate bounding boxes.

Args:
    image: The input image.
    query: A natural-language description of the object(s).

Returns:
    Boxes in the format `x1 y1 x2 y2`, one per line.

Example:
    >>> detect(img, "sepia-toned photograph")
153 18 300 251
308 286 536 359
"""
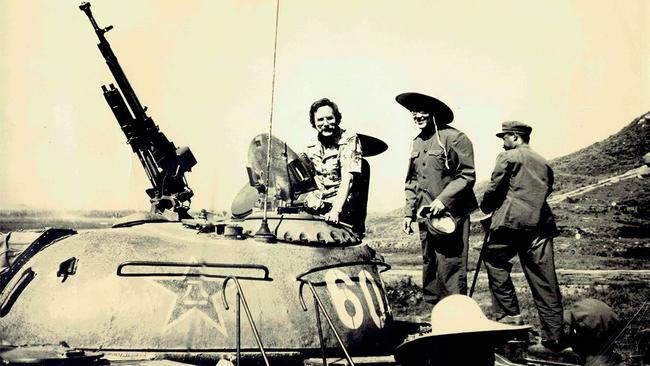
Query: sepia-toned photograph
1 1 648 366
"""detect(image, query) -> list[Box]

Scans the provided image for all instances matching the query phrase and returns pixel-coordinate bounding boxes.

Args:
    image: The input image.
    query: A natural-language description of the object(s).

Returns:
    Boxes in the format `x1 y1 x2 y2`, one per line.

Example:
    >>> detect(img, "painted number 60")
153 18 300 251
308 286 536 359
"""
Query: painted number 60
324 268 387 330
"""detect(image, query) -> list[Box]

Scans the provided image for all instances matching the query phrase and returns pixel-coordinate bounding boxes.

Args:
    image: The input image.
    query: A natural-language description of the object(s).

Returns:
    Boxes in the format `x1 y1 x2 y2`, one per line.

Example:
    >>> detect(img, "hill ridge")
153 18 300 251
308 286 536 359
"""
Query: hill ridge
376 110 649 216
551 111 649 177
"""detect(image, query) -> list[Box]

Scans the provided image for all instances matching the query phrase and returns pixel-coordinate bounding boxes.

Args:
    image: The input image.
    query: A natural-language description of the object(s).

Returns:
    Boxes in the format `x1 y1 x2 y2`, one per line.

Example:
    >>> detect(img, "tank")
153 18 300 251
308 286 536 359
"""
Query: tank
0 123 395 365
0 204 392 355
0 126 395 365
0 3 397 365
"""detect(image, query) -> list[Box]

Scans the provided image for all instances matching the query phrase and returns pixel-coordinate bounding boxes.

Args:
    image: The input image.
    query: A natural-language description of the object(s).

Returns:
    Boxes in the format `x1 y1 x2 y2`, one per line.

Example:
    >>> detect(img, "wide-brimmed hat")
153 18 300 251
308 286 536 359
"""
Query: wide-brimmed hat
425 212 458 235
496 121 532 138
394 295 529 363
357 133 388 157
396 92 454 124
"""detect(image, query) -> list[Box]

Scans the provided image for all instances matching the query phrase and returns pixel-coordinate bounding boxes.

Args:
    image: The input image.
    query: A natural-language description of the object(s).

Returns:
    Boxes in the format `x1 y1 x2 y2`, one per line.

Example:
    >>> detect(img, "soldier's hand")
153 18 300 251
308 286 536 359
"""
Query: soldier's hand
417 205 432 218
429 199 446 216
402 217 414 235
325 210 340 224
479 212 492 232
305 191 324 209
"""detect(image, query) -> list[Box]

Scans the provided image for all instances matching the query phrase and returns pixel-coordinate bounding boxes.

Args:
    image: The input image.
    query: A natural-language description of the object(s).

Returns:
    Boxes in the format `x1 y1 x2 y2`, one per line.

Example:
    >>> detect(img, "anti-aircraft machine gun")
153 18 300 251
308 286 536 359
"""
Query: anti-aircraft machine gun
79 2 196 219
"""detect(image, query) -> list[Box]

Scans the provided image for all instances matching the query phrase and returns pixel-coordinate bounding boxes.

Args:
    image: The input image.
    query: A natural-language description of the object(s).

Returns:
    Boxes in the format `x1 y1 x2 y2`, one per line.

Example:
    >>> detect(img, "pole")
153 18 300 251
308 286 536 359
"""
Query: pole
469 217 491 297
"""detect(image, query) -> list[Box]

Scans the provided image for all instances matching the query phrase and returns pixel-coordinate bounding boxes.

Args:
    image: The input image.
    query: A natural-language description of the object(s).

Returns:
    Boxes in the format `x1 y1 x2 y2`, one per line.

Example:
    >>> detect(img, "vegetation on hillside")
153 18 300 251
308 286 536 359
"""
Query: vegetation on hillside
551 112 649 179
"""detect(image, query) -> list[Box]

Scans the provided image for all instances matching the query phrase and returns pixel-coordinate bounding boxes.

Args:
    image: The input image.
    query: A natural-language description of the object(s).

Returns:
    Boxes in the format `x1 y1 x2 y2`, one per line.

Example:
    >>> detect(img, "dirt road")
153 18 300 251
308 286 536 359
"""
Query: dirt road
383 267 650 285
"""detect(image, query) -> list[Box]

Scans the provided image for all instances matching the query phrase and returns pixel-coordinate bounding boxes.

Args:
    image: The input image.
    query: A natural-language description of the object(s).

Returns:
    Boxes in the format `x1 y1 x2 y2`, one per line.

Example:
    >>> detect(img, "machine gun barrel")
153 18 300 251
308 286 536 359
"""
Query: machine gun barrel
79 2 147 121
79 2 197 218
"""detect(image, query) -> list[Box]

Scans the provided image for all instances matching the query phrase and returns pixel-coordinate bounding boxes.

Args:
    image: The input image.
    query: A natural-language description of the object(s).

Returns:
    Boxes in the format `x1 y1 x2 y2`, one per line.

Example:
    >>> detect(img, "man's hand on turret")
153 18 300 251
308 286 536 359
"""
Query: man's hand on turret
325 209 341 224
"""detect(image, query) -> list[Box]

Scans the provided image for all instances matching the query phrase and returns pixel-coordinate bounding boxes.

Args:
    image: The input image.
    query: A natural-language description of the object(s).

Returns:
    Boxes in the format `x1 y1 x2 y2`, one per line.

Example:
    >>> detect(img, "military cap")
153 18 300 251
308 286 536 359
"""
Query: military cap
496 121 532 138
396 92 454 124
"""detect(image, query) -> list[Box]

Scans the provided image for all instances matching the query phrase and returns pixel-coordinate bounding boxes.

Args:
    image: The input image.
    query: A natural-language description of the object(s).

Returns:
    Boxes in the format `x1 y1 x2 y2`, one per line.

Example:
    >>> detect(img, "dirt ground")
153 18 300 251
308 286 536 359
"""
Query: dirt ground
378 248 649 365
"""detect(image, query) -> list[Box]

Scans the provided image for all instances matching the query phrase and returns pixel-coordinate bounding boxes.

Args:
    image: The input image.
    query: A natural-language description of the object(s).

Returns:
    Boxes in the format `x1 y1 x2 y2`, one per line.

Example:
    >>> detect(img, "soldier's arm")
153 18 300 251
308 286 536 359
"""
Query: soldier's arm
404 148 418 219
480 152 511 213
331 172 354 216
436 132 476 210
546 165 555 198
331 134 362 214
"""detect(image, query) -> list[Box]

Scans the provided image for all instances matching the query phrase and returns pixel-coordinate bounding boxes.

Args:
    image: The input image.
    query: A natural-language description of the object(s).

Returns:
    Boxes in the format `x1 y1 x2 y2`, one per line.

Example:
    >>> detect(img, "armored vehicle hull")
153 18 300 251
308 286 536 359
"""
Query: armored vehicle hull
0 220 392 357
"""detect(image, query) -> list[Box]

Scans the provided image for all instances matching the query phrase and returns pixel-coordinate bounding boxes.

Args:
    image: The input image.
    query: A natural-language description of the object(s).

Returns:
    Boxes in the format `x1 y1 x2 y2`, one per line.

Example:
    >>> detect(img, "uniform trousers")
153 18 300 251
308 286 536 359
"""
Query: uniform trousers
483 229 563 341
418 215 469 305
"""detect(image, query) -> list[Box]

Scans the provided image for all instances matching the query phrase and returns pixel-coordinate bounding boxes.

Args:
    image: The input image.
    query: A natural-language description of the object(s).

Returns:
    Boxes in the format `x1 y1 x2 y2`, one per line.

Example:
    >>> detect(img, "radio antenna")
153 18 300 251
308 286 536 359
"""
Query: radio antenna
254 0 281 243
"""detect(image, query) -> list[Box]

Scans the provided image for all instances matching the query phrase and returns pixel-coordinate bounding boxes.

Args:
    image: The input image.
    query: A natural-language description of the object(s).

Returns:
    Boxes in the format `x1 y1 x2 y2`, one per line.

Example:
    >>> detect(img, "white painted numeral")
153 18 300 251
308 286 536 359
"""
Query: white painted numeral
324 268 386 329
359 269 386 328
325 269 364 329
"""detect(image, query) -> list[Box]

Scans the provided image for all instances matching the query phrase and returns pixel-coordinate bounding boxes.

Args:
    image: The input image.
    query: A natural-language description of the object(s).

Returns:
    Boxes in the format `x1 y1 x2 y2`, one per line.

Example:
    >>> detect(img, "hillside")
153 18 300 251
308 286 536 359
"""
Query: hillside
552 112 649 176
550 112 649 193
365 111 650 256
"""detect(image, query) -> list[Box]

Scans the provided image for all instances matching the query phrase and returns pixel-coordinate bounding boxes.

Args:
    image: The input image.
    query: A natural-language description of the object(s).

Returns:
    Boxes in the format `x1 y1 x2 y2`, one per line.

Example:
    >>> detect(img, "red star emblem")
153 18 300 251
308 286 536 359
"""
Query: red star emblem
155 266 228 336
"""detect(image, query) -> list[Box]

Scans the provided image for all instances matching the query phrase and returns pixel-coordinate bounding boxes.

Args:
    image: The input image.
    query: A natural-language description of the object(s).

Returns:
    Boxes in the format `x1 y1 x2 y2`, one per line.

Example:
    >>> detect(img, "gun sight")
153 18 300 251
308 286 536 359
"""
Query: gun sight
79 2 113 35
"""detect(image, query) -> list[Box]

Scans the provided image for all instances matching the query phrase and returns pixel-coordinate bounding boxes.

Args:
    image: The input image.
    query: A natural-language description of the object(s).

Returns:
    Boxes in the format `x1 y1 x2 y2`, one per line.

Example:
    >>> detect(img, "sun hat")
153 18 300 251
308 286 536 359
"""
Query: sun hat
394 295 529 363
396 92 454 125
425 212 458 235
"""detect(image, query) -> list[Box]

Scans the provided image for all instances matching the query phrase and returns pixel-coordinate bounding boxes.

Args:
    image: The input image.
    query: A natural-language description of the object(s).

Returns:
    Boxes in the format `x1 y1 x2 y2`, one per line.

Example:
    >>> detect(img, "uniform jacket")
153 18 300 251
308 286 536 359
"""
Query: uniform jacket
404 125 478 219
480 145 557 234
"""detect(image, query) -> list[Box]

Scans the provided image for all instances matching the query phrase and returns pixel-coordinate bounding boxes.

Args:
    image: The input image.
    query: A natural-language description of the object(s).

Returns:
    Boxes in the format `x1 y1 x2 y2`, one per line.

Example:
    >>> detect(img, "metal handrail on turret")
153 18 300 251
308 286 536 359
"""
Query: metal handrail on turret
221 275 271 366
296 261 391 366
116 261 271 281
298 280 354 366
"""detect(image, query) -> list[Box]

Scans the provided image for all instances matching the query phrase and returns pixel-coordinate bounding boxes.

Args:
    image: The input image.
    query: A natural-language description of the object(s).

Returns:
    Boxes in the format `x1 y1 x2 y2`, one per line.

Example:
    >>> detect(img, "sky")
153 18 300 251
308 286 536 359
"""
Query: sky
1 0 649 213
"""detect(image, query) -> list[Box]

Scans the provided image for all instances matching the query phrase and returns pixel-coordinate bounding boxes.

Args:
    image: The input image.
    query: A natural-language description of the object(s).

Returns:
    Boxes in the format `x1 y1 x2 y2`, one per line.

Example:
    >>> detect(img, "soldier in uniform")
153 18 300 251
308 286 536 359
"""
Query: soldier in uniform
398 92 478 305
564 298 623 366
480 121 565 351
302 97 366 236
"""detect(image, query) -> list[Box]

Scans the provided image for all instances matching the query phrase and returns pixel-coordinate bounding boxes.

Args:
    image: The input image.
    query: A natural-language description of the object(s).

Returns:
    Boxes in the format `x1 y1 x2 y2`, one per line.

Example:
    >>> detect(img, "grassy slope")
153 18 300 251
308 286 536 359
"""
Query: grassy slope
552 114 649 178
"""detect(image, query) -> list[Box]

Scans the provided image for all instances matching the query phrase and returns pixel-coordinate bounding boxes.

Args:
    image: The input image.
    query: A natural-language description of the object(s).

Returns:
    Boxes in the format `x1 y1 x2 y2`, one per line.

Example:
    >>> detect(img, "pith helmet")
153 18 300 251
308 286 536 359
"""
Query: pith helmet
394 295 529 364
396 92 454 125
